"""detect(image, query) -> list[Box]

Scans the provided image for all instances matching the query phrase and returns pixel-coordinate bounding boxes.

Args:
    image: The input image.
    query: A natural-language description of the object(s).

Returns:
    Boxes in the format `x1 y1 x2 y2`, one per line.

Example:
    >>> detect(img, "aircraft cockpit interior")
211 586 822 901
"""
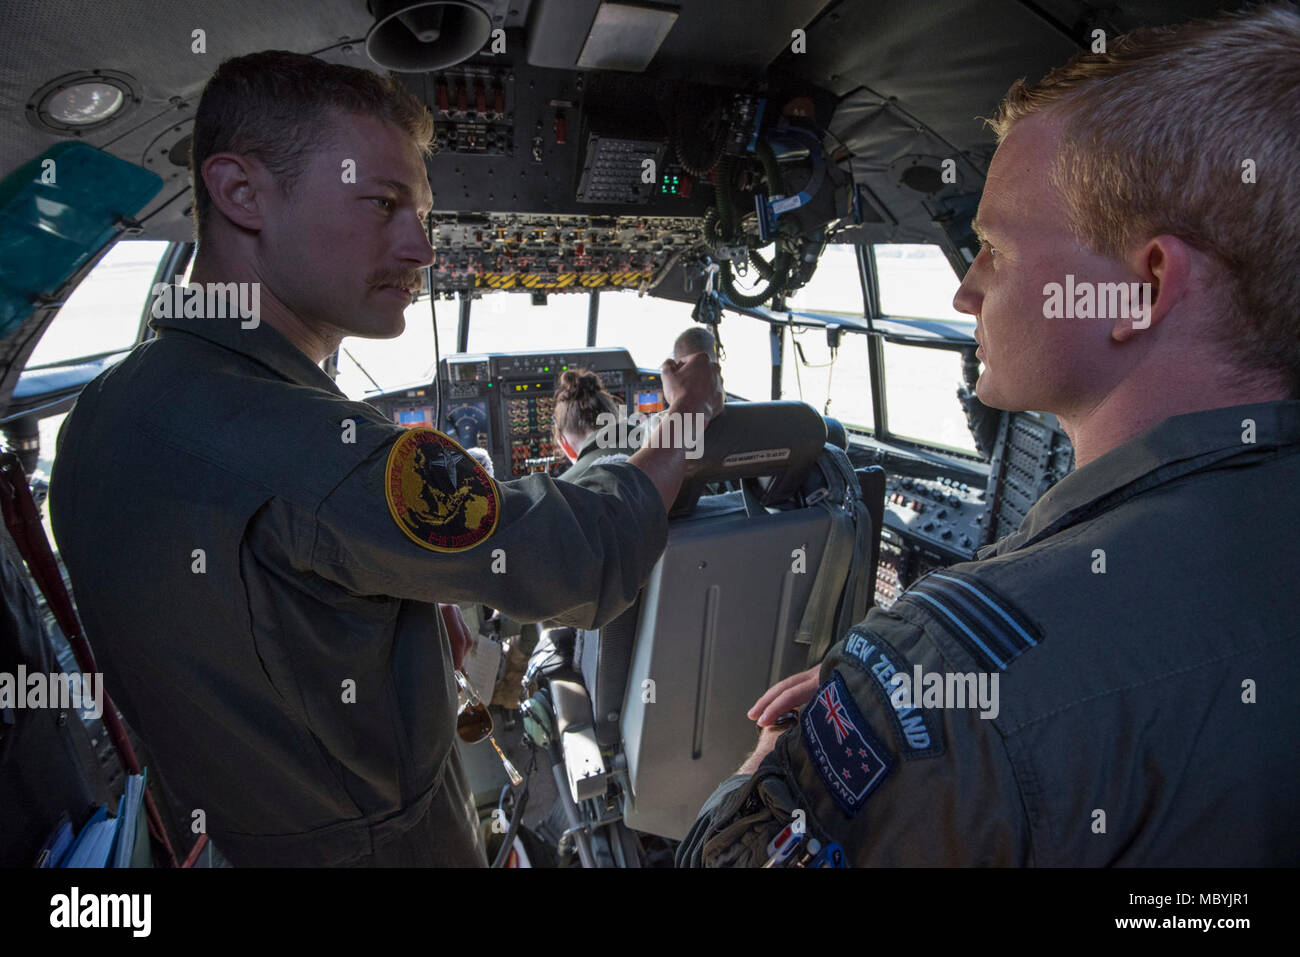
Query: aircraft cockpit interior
1 0 1290 904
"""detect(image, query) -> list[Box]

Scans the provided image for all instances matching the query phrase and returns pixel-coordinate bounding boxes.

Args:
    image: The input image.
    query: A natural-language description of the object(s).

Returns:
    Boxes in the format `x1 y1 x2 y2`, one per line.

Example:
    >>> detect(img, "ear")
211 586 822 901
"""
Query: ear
200 152 275 233
1113 235 1192 342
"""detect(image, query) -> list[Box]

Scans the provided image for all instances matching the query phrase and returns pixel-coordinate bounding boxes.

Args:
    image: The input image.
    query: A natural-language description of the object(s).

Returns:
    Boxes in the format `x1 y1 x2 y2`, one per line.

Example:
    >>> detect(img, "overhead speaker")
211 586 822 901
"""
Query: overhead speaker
366 0 493 73
900 164 944 195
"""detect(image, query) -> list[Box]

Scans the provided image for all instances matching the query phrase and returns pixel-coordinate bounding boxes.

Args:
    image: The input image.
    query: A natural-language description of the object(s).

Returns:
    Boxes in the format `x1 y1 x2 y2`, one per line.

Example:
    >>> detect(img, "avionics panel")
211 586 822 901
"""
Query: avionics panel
984 411 1074 543
367 383 440 431
856 412 1075 610
454 348 659 479
367 349 663 480
873 472 988 609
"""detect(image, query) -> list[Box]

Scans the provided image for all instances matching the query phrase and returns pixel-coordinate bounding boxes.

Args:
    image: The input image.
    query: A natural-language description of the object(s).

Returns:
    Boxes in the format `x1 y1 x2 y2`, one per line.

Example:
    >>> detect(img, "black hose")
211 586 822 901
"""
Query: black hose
714 155 736 239
673 87 728 179
720 249 790 307
754 138 784 199
490 781 529 868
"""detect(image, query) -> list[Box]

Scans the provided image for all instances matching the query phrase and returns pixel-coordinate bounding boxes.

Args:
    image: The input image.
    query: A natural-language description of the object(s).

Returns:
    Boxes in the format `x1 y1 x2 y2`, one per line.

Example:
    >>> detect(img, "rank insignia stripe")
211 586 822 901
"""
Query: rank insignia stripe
895 569 1041 673
839 628 945 760
801 670 893 817
384 428 500 552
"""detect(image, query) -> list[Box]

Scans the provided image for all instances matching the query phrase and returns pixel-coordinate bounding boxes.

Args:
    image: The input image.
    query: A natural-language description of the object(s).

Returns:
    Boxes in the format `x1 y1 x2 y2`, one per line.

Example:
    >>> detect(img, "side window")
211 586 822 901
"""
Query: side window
783 243 864 314
873 243 968 321
336 298 459 400
873 244 977 453
23 240 170 368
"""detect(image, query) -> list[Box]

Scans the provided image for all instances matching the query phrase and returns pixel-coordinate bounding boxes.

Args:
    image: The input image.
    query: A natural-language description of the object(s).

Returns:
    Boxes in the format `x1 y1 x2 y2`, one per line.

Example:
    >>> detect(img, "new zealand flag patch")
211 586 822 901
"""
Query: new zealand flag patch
801 670 892 816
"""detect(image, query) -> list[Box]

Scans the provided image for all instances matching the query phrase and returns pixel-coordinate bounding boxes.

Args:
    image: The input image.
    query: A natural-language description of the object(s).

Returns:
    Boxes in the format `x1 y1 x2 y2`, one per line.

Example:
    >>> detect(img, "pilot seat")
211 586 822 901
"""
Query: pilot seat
527 401 884 844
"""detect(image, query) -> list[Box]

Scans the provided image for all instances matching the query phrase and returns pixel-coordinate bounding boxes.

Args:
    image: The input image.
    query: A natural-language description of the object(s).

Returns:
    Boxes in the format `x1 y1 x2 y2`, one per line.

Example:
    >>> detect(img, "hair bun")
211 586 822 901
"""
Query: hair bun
556 368 602 401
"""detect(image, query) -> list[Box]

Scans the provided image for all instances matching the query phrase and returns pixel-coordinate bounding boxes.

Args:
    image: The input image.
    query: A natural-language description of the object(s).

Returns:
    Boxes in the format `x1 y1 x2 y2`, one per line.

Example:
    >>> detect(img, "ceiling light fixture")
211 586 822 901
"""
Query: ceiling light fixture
27 70 139 135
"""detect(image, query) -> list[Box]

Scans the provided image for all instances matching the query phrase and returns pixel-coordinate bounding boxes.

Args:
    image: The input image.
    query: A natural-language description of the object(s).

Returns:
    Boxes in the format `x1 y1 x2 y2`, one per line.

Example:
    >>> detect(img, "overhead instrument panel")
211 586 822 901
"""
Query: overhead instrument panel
429 64 516 156
410 37 843 305
420 57 713 220
425 212 704 295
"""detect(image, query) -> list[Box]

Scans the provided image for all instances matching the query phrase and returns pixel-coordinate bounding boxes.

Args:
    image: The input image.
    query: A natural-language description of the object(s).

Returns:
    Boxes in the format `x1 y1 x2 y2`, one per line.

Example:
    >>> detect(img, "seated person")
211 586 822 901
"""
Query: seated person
673 325 718 363
464 446 494 477
646 326 723 438
553 368 640 483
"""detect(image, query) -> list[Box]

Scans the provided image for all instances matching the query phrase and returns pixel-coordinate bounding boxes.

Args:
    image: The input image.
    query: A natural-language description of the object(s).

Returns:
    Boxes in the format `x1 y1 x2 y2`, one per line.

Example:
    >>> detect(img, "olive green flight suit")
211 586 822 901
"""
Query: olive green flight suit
50 314 668 866
558 420 639 484
679 401 1300 866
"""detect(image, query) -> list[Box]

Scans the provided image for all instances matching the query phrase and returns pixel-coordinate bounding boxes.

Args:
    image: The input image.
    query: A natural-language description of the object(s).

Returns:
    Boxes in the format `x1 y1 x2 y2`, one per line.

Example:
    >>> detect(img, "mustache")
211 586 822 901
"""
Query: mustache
368 270 425 292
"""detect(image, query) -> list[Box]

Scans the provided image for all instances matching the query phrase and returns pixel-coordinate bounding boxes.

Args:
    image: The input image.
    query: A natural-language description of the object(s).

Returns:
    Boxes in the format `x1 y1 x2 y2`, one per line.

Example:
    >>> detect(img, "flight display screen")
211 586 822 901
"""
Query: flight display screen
395 407 435 428
636 390 665 414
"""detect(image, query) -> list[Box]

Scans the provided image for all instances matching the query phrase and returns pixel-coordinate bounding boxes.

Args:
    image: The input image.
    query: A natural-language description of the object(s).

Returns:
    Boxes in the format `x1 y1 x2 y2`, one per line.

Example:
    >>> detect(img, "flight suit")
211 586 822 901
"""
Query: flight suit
558 420 637 484
678 400 1300 866
49 313 668 867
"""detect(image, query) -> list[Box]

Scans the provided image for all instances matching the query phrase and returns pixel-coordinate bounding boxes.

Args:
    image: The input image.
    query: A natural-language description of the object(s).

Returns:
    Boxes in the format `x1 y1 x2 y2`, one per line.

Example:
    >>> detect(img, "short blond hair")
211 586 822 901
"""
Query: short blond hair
990 3 1300 392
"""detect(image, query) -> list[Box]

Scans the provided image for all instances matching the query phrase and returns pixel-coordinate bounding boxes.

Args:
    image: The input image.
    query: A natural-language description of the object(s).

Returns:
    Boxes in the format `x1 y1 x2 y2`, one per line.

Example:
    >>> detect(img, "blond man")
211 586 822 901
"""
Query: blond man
681 4 1300 867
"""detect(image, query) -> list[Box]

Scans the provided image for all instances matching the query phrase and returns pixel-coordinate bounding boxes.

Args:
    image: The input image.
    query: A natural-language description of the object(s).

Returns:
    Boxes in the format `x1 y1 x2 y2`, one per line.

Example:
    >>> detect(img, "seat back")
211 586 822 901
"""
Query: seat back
578 401 826 752
581 402 878 839
618 499 838 838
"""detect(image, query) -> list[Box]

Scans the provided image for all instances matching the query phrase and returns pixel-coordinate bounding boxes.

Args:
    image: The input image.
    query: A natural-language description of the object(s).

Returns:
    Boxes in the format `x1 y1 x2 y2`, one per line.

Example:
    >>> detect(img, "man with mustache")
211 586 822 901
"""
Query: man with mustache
50 50 722 867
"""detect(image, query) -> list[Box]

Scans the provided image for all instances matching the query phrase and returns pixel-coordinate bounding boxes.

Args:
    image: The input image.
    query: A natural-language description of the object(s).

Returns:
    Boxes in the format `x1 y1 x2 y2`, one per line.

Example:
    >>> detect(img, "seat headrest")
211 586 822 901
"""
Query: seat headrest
668 401 826 517
823 416 848 450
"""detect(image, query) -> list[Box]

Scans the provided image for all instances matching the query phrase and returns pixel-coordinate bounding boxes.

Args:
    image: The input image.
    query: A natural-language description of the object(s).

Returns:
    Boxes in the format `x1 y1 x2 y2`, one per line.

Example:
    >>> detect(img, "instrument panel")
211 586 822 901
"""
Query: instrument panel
367 348 664 480
426 212 704 295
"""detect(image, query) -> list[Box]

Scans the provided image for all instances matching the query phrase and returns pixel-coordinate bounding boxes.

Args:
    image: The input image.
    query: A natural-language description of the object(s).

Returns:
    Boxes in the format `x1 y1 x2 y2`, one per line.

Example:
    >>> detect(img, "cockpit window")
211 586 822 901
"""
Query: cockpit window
783 244 864 315
713 314 772 402
336 300 459 400
883 342 977 454
469 293 588 353
874 244 969 322
781 324 874 430
594 290 694 369
23 240 169 369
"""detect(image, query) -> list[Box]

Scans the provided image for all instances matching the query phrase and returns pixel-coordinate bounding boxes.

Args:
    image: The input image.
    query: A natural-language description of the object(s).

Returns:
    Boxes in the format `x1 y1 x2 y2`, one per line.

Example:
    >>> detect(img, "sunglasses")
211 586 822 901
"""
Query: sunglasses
456 670 522 786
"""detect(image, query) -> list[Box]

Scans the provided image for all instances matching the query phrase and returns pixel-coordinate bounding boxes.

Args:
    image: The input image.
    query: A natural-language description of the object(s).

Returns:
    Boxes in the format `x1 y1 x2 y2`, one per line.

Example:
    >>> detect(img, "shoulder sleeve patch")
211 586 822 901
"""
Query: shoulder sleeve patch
384 428 500 552
800 670 893 816
839 627 945 760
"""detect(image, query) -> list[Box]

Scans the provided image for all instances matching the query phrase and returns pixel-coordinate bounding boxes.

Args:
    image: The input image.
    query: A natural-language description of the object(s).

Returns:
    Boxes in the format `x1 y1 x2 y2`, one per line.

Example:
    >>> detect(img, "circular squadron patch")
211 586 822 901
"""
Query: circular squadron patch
384 429 499 552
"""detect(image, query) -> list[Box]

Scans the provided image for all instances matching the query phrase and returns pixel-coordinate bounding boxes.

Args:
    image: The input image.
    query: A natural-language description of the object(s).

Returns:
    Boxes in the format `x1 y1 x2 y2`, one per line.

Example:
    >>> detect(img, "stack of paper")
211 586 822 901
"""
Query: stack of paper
53 768 152 868
60 804 120 868
111 769 150 868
